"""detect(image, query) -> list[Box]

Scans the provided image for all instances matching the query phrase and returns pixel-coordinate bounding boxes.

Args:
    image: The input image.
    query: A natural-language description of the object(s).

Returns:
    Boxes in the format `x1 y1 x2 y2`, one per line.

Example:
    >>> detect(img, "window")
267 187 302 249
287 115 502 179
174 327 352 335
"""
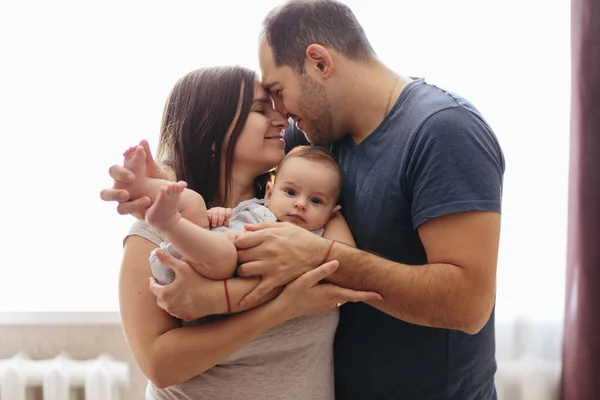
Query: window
1 0 569 327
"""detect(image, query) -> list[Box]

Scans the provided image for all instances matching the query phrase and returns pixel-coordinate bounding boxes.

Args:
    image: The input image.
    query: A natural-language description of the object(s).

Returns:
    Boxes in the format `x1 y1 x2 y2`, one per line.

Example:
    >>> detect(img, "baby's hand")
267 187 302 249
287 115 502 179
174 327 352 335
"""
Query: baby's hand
207 207 233 228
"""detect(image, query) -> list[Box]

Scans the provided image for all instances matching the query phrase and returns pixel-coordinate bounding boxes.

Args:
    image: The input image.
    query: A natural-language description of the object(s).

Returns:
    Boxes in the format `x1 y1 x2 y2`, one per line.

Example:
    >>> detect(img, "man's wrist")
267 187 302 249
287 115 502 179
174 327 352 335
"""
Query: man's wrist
309 236 334 268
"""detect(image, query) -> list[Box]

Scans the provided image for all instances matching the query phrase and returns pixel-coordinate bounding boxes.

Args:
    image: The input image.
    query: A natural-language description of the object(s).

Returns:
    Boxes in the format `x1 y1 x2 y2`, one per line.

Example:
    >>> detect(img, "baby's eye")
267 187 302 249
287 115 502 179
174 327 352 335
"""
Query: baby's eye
273 90 282 97
284 189 296 196
310 198 323 205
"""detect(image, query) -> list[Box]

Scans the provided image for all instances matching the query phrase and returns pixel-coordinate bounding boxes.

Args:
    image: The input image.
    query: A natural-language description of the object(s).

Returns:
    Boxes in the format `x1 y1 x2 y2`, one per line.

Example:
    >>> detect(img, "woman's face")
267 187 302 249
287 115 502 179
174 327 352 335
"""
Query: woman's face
225 81 289 177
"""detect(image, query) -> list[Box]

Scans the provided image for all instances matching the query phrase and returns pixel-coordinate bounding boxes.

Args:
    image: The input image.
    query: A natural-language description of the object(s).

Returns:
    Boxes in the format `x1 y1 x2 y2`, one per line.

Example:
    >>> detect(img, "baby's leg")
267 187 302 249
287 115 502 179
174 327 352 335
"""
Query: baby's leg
150 243 180 285
146 182 237 280
116 146 208 227
114 146 162 200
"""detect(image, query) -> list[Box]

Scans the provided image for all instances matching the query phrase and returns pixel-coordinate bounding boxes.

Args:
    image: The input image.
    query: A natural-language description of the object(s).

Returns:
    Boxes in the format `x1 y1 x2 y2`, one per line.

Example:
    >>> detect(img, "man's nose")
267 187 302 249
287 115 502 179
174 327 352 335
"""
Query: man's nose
274 97 286 115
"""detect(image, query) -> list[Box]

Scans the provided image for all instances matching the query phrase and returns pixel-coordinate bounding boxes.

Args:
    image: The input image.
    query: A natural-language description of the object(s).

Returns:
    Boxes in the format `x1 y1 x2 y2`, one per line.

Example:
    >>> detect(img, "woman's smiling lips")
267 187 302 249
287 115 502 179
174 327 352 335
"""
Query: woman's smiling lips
265 131 284 141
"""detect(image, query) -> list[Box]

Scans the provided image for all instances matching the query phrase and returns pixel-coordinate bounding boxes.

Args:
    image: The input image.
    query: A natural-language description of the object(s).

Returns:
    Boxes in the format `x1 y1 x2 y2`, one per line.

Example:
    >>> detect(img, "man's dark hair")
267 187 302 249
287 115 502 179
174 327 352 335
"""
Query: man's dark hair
261 0 375 73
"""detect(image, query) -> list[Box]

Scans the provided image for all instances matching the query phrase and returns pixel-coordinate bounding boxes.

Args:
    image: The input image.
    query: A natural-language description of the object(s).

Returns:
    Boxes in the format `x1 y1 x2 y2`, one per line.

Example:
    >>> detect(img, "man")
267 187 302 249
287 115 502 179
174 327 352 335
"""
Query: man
234 1 505 399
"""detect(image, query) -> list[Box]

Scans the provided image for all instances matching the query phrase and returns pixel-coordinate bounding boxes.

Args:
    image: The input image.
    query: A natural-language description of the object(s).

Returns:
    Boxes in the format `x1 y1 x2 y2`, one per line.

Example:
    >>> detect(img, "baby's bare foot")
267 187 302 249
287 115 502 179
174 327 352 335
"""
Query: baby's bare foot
146 181 187 231
114 146 147 198
123 146 146 180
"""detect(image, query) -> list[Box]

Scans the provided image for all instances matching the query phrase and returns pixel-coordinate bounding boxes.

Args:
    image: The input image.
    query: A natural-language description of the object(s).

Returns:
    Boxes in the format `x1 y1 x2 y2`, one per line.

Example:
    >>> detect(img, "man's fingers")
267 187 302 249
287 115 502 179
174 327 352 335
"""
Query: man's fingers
235 231 266 252
239 279 275 308
295 260 339 288
108 164 135 183
329 286 383 303
100 188 129 202
244 221 281 232
236 261 264 278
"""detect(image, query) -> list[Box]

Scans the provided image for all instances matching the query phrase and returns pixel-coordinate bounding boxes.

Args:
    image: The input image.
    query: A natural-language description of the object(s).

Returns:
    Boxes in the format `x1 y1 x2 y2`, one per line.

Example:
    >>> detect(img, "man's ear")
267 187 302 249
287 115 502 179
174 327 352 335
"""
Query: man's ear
265 181 274 205
305 44 334 79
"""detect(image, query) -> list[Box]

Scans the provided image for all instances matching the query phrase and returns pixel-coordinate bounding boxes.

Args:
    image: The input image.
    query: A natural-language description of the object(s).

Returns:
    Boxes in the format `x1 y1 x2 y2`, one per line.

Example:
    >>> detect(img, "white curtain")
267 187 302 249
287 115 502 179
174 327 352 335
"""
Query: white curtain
1 1 568 397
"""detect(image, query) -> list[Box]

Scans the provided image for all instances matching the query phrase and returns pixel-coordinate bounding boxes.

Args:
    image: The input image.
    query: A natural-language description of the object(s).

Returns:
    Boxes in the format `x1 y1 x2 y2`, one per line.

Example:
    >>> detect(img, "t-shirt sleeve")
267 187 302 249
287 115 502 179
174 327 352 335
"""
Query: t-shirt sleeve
123 219 165 247
406 106 505 229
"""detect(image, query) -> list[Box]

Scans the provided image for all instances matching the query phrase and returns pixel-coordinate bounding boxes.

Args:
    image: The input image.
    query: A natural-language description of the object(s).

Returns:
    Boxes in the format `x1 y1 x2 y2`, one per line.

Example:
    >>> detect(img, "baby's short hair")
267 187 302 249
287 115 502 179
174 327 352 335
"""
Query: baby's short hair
275 145 343 198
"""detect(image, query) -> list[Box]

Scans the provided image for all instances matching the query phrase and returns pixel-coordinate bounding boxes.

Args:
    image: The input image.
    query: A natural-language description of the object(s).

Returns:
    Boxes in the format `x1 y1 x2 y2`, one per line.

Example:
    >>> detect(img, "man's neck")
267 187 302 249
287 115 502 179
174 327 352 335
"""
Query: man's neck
339 62 412 144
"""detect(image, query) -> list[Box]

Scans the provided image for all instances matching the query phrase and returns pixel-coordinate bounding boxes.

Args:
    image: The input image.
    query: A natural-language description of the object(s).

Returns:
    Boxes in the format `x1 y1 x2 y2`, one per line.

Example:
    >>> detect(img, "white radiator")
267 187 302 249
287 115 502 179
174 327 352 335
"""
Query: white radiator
495 355 562 400
494 318 563 400
0 352 130 400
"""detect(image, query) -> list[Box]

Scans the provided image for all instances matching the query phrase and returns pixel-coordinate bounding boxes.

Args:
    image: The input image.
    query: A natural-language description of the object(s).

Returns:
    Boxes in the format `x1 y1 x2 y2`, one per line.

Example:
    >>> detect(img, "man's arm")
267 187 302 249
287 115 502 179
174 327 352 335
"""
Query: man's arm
323 107 503 333
318 210 500 334
238 106 504 334
238 210 499 334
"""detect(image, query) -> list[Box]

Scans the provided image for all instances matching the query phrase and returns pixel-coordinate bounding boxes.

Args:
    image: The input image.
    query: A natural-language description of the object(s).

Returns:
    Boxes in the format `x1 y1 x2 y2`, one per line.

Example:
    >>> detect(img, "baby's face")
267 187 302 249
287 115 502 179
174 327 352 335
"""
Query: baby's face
265 157 341 231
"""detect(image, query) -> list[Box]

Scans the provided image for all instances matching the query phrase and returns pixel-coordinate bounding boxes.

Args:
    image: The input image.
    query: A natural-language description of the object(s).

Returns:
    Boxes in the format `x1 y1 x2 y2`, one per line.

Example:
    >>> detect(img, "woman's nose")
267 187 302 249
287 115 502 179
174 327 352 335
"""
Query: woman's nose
272 112 290 129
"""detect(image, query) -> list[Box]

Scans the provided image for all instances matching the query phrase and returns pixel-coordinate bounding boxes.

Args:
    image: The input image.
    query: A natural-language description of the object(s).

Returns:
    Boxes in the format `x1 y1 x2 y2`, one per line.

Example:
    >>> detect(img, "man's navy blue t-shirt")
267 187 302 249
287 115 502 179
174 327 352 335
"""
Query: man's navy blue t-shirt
284 78 505 400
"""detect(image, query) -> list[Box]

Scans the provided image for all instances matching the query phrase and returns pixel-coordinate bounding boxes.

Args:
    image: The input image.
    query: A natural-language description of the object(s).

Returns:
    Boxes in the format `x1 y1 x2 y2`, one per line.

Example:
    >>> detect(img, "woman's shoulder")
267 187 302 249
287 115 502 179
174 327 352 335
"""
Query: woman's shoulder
124 219 165 247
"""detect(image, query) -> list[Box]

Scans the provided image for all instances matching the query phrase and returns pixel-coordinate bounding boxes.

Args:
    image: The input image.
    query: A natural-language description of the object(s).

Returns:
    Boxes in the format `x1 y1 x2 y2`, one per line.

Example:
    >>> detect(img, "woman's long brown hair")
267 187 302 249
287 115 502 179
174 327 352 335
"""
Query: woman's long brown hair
156 66 268 207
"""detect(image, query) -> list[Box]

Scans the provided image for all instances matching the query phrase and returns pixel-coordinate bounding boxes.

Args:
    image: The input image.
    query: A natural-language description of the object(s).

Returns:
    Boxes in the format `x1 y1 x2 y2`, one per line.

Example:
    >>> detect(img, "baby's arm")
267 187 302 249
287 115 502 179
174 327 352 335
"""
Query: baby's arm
322 212 356 247
206 207 234 228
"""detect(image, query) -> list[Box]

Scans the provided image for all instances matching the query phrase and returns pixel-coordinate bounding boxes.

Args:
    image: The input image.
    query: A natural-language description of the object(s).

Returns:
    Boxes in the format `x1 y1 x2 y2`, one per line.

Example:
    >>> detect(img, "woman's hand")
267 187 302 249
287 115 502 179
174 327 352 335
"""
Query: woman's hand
100 140 172 219
148 250 223 322
273 260 383 320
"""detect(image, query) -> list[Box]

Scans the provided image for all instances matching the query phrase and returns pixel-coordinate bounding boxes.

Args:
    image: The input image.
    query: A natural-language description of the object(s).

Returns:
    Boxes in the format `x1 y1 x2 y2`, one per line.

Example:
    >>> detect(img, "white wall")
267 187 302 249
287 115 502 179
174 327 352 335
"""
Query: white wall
0 0 569 333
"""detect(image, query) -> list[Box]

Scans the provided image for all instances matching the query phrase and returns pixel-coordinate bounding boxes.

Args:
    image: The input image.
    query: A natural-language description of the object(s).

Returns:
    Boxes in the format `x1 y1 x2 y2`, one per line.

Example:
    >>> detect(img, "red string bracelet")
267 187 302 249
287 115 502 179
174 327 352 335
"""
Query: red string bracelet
321 240 336 265
223 279 232 313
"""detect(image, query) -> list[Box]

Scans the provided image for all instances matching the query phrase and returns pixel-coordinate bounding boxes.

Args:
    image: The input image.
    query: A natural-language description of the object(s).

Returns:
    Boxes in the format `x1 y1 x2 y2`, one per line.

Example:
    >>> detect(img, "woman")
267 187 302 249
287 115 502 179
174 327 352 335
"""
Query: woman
100 66 380 399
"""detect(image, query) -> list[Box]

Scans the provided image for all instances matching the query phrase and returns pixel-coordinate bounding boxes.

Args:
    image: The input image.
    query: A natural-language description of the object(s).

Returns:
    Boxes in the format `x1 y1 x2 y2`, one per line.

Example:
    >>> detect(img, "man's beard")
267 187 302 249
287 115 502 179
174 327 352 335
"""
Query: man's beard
298 74 334 145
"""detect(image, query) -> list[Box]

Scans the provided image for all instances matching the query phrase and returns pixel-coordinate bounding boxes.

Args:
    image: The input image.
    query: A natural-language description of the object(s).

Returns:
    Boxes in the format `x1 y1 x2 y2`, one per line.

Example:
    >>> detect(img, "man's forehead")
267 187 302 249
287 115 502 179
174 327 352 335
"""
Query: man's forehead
259 41 277 85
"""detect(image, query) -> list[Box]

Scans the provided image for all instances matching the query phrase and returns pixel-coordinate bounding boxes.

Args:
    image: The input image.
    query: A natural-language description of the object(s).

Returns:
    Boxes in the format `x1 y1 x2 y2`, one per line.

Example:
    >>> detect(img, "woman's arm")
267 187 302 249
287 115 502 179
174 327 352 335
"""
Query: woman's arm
120 236 290 388
323 212 356 247
121 236 379 388
148 251 280 320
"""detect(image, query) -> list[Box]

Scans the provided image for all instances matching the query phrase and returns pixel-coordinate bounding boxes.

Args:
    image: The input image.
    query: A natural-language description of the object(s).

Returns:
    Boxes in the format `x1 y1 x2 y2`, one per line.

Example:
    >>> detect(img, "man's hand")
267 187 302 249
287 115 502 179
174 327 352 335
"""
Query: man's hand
235 221 330 307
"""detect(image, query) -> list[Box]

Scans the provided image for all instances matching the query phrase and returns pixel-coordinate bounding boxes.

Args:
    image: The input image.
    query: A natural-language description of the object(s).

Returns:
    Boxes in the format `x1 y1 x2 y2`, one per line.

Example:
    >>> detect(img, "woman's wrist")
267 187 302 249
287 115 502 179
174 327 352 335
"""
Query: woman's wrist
262 294 296 324
190 280 226 319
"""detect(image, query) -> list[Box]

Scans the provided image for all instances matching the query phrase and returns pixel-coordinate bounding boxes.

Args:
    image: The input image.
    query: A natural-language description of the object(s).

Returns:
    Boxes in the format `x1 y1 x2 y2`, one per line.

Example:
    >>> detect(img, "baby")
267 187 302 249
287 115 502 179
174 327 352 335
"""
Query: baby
116 145 344 285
